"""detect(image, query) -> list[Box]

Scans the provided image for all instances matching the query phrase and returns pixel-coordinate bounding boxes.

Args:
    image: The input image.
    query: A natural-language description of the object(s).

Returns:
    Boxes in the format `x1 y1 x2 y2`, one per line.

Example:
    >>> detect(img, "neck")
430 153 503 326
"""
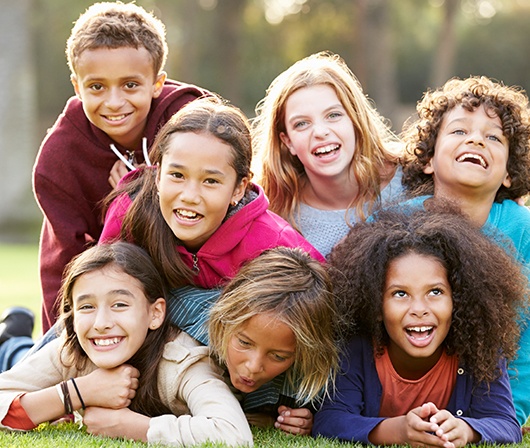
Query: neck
302 172 359 210
433 189 495 227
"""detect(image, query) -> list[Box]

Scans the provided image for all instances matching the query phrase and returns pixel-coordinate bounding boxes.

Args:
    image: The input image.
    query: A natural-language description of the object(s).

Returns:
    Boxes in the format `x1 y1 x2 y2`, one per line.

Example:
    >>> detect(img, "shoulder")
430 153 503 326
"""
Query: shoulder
162 332 210 364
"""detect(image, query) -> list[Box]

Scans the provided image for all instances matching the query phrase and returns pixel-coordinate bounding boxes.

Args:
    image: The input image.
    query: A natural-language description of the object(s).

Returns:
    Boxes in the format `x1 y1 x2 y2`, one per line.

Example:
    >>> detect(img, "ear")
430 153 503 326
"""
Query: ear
280 131 296 156
152 71 167 99
423 159 434 175
71 74 82 100
149 298 166 330
231 177 249 205
502 172 512 189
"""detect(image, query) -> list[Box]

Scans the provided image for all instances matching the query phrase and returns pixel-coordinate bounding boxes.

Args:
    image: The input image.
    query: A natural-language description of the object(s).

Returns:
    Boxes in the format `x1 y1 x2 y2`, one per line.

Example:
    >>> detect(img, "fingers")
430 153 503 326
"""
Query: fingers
274 406 313 436
108 160 130 189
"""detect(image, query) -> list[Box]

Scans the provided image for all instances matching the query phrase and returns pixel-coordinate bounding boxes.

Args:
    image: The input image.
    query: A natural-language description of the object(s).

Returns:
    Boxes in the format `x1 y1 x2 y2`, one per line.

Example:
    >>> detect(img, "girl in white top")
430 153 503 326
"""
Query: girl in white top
0 242 252 446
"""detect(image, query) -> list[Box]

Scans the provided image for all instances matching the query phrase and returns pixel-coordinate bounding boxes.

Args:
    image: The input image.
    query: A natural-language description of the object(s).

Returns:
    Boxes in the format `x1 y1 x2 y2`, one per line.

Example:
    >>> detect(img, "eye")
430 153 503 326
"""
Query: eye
237 338 251 348
125 81 139 89
204 178 220 185
293 120 308 129
89 83 104 92
77 303 94 311
392 290 408 299
451 128 465 135
487 134 502 143
429 288 443 296
271 353 288 362
170 171 184 179
328 111 343 119
112 302 129 309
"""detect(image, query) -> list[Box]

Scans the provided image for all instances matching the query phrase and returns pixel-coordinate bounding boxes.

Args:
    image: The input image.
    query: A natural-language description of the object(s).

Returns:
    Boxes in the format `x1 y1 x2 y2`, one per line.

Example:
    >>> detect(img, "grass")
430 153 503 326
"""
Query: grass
0 244 529 447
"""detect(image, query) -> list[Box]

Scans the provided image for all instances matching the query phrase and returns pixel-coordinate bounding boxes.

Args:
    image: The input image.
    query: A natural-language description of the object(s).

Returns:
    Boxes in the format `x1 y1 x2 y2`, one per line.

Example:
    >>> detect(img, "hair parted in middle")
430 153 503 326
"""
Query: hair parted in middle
209 246 339 405
58 241 177 417
113 96 253 288
252 51 402 229
328 201 527 384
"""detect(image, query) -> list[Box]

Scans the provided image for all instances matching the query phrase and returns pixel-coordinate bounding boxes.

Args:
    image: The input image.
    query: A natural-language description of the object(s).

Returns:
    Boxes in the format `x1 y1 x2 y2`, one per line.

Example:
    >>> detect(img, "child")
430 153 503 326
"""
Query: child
252 51 403 257
400 75 530 426
0 242 252 446
208 246 339 436
33 1 209 332
313 207 525 446
100 96 324 288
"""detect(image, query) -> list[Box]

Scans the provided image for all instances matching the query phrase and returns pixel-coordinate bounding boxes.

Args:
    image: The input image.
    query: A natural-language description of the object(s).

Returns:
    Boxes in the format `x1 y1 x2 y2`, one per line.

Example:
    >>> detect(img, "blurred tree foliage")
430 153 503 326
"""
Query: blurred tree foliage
32 0 530 134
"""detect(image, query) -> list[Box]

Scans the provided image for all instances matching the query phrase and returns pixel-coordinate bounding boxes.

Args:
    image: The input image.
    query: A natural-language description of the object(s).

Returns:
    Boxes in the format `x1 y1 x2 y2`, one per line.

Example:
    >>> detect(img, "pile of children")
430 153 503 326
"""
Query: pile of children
0 2 529 447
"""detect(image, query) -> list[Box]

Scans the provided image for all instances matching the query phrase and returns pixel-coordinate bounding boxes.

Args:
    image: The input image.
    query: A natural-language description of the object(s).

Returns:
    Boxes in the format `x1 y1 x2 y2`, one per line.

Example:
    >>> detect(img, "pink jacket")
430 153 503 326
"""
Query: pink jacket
101 181 325 288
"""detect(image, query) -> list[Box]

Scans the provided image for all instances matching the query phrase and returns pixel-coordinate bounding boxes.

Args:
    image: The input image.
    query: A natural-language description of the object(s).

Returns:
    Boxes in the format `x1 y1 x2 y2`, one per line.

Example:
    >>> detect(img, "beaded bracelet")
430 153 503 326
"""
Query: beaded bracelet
70 378 86 410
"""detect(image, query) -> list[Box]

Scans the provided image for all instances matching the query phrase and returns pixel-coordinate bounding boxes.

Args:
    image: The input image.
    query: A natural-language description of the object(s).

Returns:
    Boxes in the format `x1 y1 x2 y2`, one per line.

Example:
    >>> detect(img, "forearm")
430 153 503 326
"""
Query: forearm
368 416 408 445
19 383 76 424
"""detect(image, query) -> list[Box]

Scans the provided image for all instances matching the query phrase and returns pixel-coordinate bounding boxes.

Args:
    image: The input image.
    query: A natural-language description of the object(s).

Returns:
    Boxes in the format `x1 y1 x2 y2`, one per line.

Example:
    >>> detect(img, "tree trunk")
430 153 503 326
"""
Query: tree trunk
0 0 40 241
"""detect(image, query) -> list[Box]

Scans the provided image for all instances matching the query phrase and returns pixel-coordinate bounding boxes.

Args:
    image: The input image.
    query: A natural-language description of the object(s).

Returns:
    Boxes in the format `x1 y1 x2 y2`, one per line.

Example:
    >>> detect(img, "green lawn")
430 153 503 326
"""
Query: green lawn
0 244 528 447
0 244 41 337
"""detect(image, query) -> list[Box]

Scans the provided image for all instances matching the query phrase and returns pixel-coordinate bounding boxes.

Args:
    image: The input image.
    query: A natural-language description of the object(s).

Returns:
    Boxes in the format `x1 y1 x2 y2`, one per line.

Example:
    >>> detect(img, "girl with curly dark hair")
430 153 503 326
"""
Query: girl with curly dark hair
313 206 526 447
399 75 530 427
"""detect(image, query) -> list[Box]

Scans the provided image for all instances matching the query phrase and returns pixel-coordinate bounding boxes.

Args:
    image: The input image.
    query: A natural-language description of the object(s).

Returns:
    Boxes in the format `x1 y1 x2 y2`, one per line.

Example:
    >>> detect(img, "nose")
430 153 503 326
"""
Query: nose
104 87 125 110
409 297 429 317
314 122 330 138
245 352 264 374
94 308 113 332
179 181 201 204
466 130 485 148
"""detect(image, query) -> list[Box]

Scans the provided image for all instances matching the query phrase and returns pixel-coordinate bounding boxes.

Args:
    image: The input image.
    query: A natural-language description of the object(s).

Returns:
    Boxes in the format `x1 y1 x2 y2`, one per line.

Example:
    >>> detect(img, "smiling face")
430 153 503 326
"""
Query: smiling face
382 252 453 380
279 84 356 184
72 265 165 369
71 47 166 150
425 104 511 202
225 312 297 393
156 131 247 252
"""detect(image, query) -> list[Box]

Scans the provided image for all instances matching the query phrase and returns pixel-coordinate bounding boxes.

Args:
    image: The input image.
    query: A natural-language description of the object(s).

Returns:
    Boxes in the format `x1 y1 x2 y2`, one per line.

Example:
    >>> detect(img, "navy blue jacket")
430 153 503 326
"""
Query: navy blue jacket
313 337 521 444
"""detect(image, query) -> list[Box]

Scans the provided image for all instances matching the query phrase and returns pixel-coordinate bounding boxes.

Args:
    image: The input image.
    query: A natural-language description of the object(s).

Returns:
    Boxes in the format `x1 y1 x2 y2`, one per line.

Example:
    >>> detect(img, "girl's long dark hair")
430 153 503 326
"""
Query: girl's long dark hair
58 242 178 416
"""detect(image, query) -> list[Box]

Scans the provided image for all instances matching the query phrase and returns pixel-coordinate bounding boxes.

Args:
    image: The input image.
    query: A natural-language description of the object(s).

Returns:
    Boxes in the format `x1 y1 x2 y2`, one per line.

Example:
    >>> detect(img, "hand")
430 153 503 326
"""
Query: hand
274 405 313 436
428 406 479 448
83 406 149 442
108 160 132 189
78 365 140 409
403 403 449 448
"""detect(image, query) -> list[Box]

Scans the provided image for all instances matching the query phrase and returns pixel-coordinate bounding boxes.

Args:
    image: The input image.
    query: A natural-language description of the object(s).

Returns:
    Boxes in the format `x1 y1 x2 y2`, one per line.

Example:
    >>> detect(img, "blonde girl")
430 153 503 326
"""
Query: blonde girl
252 51 403 257
209 246 339 436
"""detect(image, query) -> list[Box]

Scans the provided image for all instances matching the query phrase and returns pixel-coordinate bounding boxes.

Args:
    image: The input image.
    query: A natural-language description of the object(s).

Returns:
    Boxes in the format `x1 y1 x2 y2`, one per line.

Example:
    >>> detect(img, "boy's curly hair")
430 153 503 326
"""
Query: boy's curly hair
402 76 530 202
66 1 167 76
328 202 527 383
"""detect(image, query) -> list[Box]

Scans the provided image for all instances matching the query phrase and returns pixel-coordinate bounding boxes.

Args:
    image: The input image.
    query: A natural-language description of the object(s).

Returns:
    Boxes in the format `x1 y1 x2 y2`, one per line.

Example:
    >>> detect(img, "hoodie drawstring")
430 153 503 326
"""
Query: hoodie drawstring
110 137 151 171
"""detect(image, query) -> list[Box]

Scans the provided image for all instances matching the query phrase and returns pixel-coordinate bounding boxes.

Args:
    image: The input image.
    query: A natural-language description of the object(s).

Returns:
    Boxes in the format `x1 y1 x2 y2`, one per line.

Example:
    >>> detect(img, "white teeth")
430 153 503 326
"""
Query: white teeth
93 337 121 346
314 144 339 155
177 209 199 219
407 326 433 333
106 115 127 121
456 153 487 168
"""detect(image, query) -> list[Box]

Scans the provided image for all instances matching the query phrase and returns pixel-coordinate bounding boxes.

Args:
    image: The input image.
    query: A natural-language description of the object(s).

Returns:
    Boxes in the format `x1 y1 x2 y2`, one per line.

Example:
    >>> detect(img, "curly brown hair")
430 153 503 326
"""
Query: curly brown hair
401 76 530 202
66 1 168 76
328 202 527 383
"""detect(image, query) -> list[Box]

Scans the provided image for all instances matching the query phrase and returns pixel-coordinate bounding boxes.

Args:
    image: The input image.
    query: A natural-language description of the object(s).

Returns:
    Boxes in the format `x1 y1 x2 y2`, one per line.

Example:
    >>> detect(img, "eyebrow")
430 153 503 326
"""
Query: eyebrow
166 163 226 176
237 331 295 356
445 116 503 132
74 289 135 303
286 103 345 123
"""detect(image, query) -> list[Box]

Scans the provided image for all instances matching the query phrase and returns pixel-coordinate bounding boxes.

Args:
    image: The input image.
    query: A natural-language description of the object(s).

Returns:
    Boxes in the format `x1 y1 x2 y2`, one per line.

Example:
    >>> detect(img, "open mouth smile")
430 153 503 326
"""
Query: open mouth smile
456 153 488 168
175 209 203 221
313 144 340 157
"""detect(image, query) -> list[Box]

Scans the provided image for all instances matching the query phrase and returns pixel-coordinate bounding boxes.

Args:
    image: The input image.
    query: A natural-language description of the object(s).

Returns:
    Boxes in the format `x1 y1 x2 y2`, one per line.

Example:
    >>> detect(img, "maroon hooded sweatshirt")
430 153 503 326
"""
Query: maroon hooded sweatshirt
33 79 208 332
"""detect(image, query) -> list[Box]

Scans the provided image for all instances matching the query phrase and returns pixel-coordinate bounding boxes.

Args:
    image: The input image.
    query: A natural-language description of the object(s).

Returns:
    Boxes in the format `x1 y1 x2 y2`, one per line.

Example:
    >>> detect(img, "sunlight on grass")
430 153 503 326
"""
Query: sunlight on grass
0 244 41 336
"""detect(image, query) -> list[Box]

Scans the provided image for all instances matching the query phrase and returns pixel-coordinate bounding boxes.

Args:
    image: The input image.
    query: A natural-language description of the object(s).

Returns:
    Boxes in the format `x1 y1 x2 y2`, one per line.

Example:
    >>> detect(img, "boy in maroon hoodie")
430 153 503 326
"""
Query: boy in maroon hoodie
33 2 208 332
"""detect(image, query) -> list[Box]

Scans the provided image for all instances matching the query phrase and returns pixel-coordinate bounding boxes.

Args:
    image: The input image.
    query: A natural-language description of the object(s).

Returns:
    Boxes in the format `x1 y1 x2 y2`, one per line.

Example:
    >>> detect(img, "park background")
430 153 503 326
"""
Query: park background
1 0 530 335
